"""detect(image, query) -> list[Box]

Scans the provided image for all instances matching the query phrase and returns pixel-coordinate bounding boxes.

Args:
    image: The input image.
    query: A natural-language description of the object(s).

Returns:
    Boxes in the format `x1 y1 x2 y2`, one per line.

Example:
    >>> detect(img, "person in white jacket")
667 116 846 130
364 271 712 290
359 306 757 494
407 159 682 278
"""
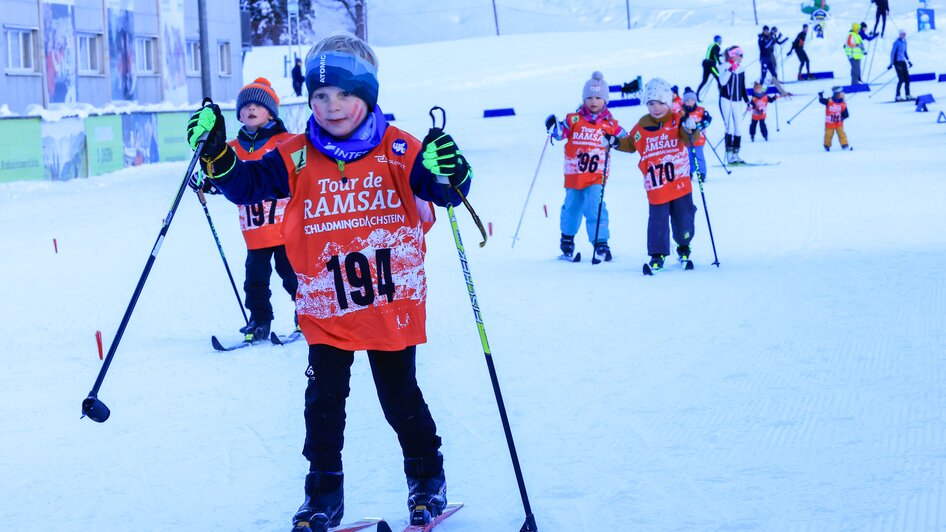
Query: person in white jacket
718 46 750 164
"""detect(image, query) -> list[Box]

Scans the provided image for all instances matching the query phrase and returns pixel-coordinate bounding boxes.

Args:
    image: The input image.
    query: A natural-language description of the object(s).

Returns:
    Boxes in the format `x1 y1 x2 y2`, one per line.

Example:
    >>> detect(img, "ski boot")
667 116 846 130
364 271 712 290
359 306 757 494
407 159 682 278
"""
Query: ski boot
406 455 447 527
643 254 665 275
560 233 576 260
292 471 344 532
824 145 830 152
594 241 612 262
676 245 694 270
841 144 853 151
239 318 271 342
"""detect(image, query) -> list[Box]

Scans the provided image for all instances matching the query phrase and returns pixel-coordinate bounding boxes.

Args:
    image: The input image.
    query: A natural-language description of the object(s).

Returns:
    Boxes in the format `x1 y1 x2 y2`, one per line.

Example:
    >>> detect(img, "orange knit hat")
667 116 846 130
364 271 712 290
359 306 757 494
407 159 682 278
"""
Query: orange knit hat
237 77 280 119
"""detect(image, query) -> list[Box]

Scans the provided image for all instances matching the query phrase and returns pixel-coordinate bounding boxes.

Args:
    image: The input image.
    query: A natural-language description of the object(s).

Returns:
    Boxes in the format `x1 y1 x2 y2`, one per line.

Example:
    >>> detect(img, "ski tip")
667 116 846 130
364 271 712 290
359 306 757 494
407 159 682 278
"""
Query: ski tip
270 331 282 345
375 520 393 532
573 252 581 262
643 264 653 276
211 336 226 351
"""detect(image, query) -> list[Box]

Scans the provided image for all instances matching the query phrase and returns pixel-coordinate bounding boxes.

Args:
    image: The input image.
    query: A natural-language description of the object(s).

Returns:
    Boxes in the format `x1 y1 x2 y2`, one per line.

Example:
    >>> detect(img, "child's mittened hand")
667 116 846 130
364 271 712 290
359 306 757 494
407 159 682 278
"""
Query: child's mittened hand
599 134 619 149
545 114 558 131
683 117 697 132
186 104 227 160
422 130 471 187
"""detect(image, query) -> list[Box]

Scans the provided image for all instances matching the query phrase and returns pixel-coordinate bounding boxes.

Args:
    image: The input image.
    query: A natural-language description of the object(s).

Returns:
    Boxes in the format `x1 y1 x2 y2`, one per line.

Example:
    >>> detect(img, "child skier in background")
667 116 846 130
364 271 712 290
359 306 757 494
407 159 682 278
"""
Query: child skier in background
818 87 854 151
819 86 852 151
748 82 778 142
546 71 626 262
603 78 698 274
671 85 683 113
681 87 712 182
229 78 297 341
185 32 472 531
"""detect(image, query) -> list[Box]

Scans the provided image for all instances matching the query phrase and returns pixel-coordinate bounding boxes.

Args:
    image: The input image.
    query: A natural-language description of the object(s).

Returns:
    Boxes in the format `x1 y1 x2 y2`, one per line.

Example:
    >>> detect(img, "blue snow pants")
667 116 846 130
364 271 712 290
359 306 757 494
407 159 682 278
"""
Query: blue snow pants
647 193 697 256
560 185 609 244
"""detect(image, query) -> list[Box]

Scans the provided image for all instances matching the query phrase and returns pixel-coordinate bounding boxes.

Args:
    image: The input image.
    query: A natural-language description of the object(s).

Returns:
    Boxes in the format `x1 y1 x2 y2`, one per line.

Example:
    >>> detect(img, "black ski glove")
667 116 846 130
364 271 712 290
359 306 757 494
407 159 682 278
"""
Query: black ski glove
421 129 472 188
186 103 228 161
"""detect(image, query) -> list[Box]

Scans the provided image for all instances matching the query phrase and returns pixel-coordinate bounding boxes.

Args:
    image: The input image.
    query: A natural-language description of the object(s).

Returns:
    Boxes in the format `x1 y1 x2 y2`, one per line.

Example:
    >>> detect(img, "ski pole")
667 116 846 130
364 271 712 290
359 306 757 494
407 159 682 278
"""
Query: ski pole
775 98 780 132
867 75 896 98
82 99 213 423
786 94 819 124
430 107 538 532
511 133 551 248
687 132 720 267
590 148 611 265
705 136 731 175
194 186 248 324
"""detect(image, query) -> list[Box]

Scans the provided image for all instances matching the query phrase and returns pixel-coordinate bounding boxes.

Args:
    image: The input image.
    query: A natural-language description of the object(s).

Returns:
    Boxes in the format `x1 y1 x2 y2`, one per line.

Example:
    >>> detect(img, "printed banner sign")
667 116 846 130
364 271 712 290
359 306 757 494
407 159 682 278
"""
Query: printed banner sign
42 116 88 180
86 115 125 176
43 1 78 104
156 112 191 162
122 113 159 167
0 119 44 182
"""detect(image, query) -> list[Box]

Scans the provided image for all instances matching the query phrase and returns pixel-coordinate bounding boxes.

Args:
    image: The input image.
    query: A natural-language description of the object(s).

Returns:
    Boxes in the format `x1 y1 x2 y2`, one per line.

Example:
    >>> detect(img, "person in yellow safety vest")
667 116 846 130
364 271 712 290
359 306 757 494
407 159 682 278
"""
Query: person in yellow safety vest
844 22 865 85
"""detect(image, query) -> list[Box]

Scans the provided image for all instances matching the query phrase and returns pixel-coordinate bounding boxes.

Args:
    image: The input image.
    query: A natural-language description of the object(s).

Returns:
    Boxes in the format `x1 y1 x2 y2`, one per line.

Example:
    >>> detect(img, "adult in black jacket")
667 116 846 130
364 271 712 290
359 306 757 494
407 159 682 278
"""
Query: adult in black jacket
698 35 723 99
291 58 304 96
788 24 811 79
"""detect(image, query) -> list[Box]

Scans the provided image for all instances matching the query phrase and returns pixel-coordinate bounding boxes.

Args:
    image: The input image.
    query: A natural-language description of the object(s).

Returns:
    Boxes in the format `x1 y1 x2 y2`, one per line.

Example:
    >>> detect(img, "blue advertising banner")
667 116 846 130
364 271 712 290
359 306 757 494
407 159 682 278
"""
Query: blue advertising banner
108 0 136 101
43 0 78 104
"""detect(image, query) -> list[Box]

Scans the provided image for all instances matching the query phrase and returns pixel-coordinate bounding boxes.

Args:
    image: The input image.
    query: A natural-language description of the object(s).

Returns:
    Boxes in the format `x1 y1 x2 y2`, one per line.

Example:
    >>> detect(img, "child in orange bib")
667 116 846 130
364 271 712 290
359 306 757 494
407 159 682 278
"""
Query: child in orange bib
819 86 851 151
604 78 698 273
232 77 296 340
185 32 472 531
545 71 626 261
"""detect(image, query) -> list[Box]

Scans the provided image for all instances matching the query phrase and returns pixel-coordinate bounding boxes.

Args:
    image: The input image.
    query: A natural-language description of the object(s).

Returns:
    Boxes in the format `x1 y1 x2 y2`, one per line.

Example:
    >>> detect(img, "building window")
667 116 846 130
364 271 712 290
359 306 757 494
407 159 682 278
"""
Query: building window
218 41 231 76
5 27 38 72
134 36 158 74
77 33 103 75
185 40 200 74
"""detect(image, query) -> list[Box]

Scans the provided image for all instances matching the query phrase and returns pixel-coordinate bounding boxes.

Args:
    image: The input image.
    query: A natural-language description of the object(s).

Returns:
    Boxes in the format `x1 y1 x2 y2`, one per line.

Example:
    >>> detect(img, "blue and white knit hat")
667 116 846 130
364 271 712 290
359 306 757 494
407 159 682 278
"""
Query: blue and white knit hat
236 77 280 119
305 51 379 111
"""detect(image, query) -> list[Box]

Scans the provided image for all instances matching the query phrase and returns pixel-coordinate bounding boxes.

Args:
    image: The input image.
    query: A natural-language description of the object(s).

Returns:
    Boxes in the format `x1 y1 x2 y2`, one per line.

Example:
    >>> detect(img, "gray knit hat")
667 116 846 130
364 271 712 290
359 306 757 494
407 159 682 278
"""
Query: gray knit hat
643 77 673 106
582 71 610 103
236 77 280 120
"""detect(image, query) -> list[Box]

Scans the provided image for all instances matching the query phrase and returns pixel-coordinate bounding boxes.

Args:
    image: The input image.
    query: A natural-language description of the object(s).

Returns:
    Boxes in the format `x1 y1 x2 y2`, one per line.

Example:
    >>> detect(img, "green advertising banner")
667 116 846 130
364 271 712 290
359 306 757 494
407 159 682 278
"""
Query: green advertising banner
85 114 124 176
156 112 191 162
0 118 44 183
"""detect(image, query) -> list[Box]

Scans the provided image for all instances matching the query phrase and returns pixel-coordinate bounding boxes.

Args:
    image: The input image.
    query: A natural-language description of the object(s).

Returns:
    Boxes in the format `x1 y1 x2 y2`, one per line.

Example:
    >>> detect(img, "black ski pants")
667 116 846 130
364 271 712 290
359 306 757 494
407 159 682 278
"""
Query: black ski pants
796 48 810 76
302 344 443 476
874 10 887 37
894 61 911 97
750 118 768 140
698 60 719 98
244 245 297 322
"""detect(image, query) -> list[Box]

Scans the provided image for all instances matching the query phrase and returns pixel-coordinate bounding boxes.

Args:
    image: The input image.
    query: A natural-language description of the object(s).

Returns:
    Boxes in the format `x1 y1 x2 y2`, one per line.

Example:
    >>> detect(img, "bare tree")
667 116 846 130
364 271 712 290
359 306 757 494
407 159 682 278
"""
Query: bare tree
331 0 367 40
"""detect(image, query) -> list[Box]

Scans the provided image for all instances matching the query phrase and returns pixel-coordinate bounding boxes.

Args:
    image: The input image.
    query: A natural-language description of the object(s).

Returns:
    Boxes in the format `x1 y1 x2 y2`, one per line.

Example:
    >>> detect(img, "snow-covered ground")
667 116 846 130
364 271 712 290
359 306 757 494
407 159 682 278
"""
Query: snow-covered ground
2 2 946 531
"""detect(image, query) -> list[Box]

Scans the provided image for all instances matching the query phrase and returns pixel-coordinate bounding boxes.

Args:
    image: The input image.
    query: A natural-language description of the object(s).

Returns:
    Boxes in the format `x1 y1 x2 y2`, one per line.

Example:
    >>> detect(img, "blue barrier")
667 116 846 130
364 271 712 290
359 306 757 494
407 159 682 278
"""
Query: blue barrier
809 71 835 80
909 72 936 82
383 113 396 121
938 111 946 123
609 84 622 92
939 74 946 82
915 94 935 112
609 98 641 108
483 108 516 118
842 83 871 93
766 86 780 95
